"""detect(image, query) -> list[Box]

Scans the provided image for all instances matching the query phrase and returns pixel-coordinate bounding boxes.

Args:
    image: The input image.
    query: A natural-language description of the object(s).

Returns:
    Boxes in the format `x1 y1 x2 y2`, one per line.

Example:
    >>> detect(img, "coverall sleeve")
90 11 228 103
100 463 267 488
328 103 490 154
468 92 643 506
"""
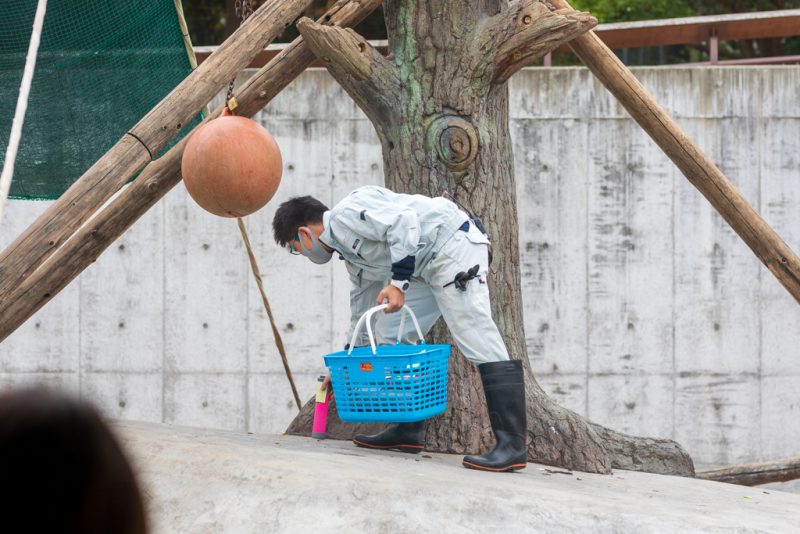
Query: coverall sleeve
337 190 421 266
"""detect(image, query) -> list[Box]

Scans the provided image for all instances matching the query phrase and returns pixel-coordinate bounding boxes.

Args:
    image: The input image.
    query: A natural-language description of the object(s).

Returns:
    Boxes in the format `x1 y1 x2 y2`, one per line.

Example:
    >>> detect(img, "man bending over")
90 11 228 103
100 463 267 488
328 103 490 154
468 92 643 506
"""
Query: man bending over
273 185 527 472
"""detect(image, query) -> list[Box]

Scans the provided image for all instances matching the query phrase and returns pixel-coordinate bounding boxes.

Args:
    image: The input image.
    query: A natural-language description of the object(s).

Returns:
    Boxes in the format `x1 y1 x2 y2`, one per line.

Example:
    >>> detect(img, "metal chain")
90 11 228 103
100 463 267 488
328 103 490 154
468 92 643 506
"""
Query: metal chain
226 0 256 106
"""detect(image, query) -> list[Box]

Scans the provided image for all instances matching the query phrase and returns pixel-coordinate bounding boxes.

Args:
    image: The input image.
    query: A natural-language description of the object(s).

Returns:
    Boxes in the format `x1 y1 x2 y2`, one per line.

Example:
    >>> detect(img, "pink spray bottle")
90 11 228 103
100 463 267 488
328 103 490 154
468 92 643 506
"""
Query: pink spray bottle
311 375 330 439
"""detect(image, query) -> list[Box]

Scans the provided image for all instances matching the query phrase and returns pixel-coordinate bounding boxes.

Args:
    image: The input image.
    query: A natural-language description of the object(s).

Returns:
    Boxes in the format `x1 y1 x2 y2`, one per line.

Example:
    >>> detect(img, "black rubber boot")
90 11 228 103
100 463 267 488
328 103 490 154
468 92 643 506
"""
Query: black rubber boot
463 360 527 472
353 422 426 453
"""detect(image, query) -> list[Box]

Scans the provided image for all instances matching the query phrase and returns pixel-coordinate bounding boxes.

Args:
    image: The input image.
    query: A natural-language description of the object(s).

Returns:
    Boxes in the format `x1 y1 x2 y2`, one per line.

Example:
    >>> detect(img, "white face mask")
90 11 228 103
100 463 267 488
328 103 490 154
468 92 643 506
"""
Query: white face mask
297 227 333 264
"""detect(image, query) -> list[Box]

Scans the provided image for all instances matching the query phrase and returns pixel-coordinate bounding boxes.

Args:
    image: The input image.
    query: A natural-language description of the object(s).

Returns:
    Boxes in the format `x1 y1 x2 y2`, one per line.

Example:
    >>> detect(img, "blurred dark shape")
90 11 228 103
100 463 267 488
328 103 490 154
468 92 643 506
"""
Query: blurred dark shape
0 386 147 534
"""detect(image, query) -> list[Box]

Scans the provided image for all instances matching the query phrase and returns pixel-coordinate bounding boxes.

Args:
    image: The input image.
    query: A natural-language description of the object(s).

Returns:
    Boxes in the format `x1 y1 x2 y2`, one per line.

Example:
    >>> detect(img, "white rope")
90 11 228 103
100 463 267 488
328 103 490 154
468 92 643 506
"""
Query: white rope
0 0 48 227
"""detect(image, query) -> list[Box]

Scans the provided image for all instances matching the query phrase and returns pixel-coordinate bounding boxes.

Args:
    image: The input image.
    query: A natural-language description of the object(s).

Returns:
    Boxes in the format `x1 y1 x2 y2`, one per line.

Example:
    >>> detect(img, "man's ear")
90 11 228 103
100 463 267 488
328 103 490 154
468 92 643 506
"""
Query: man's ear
297 226 312 249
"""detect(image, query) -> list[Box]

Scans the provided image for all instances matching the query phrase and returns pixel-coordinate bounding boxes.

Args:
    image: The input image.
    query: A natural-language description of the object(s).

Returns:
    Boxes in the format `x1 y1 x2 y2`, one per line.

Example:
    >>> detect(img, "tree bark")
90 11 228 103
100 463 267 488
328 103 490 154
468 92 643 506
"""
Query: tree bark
0 0 311 307
0 0 383 343
289 0 695 476
549 0 800 305
486 1 596 84
696 456 800 487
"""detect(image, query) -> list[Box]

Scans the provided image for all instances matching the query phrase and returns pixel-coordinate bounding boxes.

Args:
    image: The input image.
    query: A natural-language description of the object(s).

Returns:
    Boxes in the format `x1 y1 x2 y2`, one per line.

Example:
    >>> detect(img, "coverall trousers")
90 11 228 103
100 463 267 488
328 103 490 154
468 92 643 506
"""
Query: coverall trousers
351 222 510 365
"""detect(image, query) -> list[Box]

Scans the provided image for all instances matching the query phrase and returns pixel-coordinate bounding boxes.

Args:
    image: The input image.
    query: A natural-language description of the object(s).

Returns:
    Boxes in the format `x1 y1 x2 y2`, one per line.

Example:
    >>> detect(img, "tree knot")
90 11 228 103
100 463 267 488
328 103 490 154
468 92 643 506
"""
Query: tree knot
425 113 479 174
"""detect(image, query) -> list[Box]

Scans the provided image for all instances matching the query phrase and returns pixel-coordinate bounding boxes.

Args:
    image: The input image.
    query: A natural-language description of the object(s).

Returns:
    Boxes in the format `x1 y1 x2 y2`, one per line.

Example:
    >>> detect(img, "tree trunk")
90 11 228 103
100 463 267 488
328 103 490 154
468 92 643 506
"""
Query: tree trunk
288 0 694 476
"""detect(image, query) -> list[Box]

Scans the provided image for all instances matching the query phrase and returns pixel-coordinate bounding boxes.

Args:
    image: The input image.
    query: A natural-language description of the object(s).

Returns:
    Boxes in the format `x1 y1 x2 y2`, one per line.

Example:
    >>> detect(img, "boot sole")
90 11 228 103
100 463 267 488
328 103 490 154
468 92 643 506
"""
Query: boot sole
353 438 424 454
462 460 527 472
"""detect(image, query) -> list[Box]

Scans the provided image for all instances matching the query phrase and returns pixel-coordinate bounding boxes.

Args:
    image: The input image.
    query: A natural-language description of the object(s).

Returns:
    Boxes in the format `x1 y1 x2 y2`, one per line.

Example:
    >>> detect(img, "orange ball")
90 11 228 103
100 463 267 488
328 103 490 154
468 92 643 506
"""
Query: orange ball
181 115 282 217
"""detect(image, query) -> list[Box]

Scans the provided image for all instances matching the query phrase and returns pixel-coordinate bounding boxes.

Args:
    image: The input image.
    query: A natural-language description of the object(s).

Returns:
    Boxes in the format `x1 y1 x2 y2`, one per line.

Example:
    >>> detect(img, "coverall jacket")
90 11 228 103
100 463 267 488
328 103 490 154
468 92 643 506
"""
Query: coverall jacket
319 186 509 365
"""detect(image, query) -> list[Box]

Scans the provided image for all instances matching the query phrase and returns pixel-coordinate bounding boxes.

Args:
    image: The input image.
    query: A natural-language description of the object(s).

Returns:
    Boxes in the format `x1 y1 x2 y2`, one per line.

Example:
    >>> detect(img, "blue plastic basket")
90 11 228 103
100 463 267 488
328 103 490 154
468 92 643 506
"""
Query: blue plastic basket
324 305 451 423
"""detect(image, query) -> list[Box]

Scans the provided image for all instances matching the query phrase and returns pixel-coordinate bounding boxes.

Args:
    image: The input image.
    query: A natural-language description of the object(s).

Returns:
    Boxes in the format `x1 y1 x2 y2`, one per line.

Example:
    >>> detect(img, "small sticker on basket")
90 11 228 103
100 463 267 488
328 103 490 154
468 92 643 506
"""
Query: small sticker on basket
360 362 373 372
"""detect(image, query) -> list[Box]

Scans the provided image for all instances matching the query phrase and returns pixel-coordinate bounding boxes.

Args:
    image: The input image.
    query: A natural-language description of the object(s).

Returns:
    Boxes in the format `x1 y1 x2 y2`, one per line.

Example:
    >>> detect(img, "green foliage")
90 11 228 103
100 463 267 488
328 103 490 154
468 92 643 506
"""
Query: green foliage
181 0 227 46
689 0 800 16
563 1 800 65
571 0 693 23
573 0 800 22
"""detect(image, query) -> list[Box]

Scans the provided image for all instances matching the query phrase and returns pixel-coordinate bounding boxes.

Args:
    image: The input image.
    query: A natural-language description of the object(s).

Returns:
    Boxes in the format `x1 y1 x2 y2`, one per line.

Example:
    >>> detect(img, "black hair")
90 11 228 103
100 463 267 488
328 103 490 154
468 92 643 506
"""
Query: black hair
272 195 329 246
0 386 148 534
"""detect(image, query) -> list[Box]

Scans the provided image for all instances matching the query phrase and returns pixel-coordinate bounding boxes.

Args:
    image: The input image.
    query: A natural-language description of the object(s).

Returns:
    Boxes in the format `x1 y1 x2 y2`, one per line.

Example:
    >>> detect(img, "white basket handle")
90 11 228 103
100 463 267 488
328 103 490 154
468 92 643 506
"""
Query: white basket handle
347 304 425 355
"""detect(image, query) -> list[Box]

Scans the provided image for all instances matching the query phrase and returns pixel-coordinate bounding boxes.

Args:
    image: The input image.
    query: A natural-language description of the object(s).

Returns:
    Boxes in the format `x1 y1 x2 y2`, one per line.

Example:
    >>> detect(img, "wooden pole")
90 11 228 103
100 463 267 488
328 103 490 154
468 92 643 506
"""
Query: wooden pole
0 0 48 227
550 0 800 304
0 0 383 343
696 456 800 486
237 217 302 411
173 0 200 70
0 0 311 306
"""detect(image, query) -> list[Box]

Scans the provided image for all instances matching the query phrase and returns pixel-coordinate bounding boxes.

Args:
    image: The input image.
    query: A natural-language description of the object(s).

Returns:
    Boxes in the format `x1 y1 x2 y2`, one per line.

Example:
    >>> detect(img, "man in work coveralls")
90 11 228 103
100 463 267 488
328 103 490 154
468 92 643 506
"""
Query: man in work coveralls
273 185 527 472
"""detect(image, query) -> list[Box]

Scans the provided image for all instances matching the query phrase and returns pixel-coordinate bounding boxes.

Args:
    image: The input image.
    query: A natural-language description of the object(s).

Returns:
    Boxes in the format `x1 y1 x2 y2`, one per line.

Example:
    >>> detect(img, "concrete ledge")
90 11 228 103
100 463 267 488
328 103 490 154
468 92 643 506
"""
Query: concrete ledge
117 421 800 533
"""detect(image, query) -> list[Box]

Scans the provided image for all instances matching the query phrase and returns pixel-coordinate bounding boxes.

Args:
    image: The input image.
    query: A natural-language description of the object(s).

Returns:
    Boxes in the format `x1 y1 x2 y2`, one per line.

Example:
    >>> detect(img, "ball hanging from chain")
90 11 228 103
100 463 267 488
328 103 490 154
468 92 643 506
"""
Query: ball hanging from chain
181 108 283 218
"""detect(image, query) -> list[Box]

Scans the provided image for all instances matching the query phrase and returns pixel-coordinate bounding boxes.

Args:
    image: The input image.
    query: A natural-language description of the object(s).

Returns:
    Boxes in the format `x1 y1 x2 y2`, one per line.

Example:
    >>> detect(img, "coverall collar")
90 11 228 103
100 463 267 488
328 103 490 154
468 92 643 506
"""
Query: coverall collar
319 210 334 249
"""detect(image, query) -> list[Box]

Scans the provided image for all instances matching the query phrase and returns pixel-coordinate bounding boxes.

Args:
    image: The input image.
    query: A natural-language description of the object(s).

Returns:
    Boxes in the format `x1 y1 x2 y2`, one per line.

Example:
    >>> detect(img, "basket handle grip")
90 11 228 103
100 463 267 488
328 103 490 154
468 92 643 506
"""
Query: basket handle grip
347 304 425 355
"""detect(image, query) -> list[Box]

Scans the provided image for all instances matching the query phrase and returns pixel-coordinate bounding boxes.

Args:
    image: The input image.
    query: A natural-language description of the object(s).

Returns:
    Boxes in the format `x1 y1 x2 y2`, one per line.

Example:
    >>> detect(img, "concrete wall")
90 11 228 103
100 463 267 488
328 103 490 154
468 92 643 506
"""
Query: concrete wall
1 66 798 478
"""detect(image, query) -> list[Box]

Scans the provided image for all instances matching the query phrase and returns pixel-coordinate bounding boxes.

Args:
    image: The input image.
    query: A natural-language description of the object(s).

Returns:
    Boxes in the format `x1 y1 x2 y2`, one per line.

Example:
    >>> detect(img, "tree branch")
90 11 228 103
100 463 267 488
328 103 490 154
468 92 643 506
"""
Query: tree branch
479 0 596 84
296 18 402 128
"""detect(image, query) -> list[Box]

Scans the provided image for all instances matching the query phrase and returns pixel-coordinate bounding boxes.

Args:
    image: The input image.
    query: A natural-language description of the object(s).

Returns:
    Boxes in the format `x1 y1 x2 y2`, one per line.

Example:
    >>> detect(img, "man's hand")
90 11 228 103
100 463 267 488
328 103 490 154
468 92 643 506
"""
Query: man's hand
377 284 405 313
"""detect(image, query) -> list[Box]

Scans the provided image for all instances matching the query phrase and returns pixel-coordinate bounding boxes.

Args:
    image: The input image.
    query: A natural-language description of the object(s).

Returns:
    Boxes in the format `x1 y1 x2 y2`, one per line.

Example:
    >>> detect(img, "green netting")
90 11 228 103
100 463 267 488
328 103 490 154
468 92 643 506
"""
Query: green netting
0 0 200 200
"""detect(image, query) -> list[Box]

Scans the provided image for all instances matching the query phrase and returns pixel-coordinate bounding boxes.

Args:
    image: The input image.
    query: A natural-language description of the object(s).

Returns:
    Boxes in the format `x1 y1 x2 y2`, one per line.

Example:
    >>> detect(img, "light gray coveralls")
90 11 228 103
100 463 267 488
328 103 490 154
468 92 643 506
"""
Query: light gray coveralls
319 185 510 365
